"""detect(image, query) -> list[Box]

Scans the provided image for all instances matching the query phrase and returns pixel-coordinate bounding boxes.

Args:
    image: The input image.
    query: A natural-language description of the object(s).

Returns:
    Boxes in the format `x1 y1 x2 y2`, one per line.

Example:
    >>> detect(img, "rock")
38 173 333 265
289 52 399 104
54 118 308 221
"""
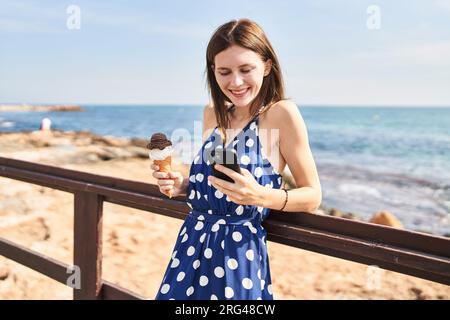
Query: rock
369 211 403 228
86 153 100 162
130 138 148 148
28 131 54 148
74 137 93 146
327 208 358 220
102 147 134 160
329 208 343 217
127 146 150 159
83 146 130 161
341 212 357 220
0 130 155 164
92 136 129 147
0 265 10 280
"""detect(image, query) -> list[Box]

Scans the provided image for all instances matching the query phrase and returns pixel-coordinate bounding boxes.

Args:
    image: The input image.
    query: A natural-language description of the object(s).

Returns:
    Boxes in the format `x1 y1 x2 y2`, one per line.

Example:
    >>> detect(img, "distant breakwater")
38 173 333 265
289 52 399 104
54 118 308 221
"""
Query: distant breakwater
0 104 83 112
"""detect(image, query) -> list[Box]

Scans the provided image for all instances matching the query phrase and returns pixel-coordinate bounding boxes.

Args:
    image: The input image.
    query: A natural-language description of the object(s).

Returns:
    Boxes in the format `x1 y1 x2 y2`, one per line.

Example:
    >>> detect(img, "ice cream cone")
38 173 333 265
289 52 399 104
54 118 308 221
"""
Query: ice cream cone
165 189 174 198
147 132 174 199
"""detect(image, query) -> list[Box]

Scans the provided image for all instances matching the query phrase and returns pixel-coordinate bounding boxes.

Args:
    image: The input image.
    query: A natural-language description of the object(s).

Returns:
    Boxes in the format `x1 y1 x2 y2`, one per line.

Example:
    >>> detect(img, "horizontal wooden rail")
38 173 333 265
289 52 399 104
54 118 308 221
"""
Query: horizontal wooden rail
1 156 449 300
0 237 144 300
0 237 69 285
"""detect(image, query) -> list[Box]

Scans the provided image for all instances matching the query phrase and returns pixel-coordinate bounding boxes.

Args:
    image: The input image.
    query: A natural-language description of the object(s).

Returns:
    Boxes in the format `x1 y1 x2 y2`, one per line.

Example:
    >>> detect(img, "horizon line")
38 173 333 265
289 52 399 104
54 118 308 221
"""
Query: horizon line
2 102 450 108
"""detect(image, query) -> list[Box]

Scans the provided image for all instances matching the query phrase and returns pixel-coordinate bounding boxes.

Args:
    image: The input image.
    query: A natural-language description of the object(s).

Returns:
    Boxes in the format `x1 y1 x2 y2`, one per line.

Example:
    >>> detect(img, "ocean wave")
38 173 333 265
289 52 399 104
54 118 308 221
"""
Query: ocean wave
0 121 15 128
337 183 382 198
318 160 449 190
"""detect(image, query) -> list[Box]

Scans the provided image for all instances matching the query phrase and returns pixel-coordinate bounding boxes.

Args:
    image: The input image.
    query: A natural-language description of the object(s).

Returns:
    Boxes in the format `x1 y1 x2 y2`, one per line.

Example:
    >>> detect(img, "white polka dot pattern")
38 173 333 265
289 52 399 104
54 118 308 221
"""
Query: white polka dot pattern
155 112 279 300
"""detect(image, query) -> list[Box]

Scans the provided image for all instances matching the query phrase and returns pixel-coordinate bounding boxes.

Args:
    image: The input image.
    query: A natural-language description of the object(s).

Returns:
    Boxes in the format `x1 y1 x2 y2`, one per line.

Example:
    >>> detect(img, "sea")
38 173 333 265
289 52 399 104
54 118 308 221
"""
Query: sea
1 105 449 235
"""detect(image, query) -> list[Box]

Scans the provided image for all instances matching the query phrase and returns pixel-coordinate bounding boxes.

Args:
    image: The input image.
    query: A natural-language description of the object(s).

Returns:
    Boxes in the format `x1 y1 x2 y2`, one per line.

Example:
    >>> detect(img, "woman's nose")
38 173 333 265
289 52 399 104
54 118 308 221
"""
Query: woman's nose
230 73 244 87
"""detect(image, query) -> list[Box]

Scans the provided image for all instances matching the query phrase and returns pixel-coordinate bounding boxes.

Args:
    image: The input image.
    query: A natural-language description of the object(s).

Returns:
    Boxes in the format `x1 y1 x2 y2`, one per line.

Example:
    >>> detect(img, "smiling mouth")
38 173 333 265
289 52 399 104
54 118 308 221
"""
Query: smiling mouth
229 87 250 98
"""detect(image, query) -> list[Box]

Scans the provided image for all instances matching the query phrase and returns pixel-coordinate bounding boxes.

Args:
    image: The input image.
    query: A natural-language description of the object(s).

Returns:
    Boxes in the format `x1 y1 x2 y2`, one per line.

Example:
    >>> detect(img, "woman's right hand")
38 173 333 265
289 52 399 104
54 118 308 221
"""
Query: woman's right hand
151 164 185 197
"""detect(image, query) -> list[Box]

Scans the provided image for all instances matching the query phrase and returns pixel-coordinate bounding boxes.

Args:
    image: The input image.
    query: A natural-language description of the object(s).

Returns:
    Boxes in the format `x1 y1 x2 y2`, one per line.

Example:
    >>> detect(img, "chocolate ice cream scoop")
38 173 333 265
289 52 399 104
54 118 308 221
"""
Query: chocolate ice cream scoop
147 132 172 150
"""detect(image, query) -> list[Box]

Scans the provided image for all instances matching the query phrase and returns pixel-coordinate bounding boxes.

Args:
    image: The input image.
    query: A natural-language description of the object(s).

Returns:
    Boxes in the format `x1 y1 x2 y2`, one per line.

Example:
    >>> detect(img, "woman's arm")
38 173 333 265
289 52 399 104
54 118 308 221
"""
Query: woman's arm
261 101 322 213
207 100 321 212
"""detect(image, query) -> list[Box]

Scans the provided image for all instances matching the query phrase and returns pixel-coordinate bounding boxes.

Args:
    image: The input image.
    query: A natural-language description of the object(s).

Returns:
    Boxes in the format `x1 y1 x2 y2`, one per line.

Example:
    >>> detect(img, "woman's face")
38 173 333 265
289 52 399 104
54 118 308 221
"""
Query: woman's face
213 45 271 110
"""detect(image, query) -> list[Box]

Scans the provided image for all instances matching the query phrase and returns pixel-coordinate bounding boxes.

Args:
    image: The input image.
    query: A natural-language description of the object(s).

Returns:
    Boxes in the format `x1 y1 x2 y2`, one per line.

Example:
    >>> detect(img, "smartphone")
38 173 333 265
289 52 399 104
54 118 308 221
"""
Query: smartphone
211 148 242 183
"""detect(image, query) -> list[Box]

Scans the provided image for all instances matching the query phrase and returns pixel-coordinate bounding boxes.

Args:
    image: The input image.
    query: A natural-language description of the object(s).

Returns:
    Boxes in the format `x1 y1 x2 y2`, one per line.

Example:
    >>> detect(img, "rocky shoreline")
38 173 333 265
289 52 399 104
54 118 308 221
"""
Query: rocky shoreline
0 130 448 299
0 129 406 227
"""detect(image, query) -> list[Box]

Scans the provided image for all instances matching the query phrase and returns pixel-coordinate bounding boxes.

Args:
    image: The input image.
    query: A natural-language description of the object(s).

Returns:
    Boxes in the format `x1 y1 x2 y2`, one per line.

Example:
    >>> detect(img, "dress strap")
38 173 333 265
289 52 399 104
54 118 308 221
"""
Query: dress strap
248 105 265 124
218 105 265 149
252 105 266 124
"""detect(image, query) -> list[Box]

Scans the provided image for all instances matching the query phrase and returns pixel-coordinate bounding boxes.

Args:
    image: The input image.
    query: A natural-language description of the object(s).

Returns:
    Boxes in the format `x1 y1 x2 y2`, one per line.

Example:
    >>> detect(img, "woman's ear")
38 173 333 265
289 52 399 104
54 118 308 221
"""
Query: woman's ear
264 59 272 77
211 64 215 72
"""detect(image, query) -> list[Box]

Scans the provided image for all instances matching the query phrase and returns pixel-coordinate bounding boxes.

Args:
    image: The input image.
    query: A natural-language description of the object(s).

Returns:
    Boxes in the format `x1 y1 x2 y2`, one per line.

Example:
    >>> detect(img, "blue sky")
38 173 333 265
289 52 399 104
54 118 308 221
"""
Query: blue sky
1 0 450 106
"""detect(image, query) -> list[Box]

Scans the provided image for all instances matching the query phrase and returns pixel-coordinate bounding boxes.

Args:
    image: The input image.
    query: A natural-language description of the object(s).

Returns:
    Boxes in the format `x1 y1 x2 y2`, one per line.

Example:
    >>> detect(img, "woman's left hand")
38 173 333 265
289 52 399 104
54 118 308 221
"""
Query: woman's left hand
208 164 266 206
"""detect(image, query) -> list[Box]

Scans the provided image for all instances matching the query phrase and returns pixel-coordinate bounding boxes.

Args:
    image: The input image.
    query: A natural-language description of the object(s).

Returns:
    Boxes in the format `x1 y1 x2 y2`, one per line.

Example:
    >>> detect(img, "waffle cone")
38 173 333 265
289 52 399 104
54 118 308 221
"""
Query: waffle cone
154 157 173 198
154 157 172 172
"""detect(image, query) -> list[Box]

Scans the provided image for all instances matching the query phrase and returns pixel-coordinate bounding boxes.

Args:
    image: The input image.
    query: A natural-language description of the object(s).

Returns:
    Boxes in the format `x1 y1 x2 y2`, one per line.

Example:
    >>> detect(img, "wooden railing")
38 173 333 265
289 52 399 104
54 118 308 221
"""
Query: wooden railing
0 156 449 299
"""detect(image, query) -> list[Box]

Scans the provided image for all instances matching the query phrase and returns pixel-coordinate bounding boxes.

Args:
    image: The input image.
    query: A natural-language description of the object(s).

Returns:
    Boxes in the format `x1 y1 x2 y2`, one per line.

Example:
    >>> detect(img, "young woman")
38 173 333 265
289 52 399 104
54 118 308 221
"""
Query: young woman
152 18 321 300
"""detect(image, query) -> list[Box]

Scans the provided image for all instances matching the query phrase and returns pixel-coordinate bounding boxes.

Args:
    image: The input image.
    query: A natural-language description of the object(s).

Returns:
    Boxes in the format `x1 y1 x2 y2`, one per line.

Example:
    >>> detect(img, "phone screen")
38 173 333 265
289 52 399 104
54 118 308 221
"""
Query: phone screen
211 149 242 183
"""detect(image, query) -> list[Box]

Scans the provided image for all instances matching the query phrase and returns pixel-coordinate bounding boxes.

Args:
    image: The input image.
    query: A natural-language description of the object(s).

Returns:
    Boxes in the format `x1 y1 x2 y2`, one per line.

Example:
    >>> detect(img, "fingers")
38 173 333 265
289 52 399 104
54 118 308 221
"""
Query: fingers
240 168 252 176
160 185 174 192
157 179 174 187
160 185 174 197
150 164 182 196
208 175 238 192
210 181 242 203
213 164 245 183
152 171 169 179
150 164 182 181
150 165 169 179
150 164 166 179
168 171 183 180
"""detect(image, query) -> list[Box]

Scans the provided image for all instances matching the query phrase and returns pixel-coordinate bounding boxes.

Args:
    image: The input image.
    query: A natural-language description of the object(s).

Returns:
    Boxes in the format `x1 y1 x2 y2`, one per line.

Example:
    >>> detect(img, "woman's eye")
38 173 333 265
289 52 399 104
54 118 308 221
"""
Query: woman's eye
218 69 252 76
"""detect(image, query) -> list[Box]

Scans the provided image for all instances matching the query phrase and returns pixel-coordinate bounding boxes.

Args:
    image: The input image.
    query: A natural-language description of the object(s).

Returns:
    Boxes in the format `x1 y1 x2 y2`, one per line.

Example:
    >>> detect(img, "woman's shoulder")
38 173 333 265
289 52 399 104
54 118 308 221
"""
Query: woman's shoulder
264 99 301 124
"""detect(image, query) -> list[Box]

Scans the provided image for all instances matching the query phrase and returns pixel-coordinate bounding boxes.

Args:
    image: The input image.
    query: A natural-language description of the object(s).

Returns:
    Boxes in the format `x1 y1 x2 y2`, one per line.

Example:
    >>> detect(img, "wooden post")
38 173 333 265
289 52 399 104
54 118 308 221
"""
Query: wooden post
73 192 103 300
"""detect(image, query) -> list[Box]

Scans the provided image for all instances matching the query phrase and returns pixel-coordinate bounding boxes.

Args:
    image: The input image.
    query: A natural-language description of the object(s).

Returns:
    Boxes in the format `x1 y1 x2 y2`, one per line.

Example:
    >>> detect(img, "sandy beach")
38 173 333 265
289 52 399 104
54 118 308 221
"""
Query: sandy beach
0 130 449 299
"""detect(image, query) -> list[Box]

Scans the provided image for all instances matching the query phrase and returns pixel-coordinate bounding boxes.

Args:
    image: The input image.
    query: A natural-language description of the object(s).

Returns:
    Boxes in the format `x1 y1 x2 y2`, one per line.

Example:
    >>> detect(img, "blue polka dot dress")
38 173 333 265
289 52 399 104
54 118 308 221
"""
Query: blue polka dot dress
155 109 282 300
